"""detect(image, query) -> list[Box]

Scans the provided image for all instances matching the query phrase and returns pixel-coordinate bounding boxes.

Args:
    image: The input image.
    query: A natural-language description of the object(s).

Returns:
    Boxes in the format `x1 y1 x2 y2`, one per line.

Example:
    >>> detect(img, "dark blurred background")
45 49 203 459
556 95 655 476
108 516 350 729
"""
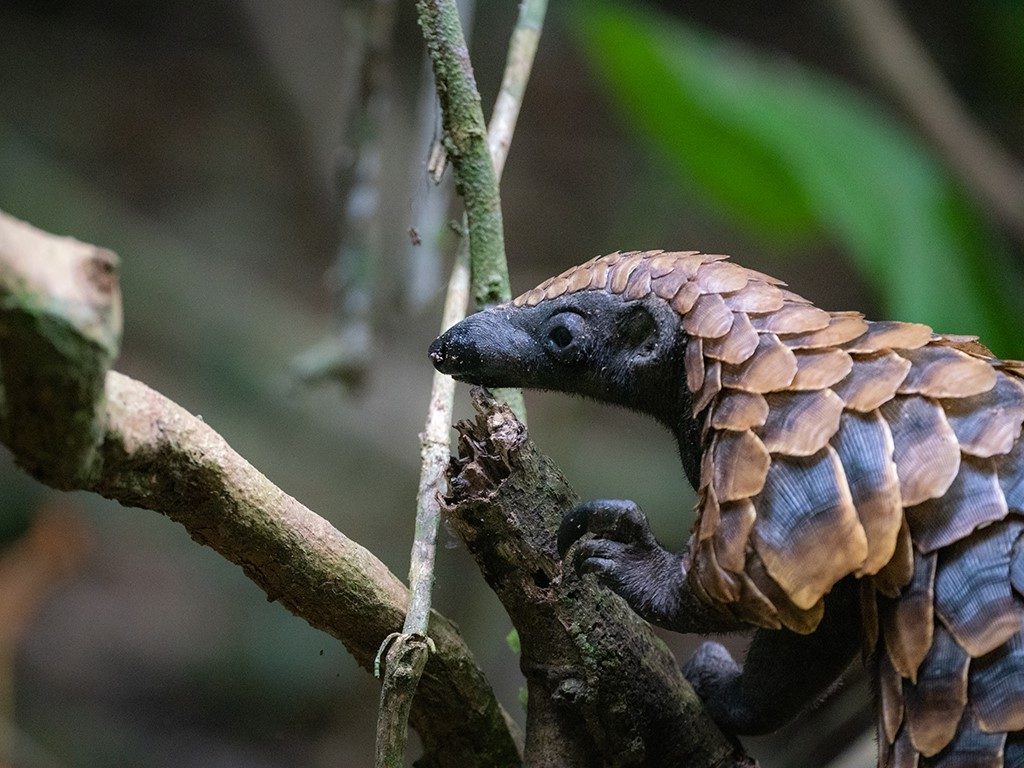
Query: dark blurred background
0 1 1021 766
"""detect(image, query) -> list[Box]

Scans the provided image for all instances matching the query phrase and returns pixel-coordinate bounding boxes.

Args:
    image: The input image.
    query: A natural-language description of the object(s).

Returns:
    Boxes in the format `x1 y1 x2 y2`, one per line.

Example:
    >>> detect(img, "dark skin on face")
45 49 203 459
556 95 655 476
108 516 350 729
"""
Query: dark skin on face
429 292 703 487
429 291 862 738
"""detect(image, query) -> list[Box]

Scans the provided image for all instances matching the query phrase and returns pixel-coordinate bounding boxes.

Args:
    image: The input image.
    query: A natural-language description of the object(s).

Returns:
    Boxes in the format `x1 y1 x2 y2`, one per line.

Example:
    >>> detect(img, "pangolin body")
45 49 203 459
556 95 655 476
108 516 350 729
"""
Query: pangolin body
434 250 1024 767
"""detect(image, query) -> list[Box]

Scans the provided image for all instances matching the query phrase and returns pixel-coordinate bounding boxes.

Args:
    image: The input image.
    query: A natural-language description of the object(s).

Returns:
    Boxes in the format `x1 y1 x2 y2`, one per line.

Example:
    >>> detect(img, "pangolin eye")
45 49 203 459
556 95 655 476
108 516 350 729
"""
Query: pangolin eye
543 312 587 357
549 325 573 348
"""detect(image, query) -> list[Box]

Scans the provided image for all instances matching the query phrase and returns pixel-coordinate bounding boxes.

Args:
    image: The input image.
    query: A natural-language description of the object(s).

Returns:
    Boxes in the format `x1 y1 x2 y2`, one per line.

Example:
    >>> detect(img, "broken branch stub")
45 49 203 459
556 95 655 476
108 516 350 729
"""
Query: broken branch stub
0 211 121 488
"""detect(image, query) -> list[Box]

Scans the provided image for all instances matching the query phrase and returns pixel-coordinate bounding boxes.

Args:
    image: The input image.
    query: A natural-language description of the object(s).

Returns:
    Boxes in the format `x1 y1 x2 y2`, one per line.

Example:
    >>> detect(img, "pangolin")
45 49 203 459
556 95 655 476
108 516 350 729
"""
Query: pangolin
429 250 1024 767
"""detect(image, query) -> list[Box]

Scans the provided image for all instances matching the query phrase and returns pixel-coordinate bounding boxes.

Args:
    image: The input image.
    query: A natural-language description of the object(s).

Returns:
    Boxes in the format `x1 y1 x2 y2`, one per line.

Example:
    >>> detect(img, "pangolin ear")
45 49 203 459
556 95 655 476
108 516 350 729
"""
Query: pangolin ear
618 304 657 348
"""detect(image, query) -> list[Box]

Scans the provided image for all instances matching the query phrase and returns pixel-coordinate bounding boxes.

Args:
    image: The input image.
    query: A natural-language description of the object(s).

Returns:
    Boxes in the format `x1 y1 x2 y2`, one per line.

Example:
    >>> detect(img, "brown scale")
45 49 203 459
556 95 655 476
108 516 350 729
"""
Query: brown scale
511 251 1024 767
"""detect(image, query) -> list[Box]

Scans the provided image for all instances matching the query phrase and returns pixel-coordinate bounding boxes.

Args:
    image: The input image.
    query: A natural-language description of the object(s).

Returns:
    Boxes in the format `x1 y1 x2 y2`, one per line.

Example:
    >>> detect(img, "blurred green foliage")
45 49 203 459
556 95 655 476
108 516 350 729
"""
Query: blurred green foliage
571 1 1023 357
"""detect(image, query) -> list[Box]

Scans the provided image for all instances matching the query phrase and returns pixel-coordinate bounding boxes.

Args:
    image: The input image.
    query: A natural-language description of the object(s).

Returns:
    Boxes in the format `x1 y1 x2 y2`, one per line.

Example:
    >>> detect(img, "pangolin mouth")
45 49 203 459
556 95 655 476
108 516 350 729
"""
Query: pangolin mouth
428 309 539 386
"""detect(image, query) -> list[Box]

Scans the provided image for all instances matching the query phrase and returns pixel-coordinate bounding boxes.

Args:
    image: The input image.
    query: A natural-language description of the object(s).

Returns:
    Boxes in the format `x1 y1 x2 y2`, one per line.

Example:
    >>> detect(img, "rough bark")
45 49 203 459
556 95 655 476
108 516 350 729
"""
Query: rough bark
446 389 756 768
0 210 520 768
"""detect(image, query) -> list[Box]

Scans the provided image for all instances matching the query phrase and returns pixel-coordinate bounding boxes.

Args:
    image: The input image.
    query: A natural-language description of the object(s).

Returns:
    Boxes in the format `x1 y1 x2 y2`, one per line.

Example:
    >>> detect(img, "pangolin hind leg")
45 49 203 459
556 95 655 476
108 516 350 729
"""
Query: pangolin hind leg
558 499 745 634
683 580 861 735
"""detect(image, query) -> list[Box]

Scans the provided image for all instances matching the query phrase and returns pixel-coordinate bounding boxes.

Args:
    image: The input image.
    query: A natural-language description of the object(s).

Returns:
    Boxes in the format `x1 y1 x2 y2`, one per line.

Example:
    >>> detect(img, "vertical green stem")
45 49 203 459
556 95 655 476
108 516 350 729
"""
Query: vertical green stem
416 0 510 309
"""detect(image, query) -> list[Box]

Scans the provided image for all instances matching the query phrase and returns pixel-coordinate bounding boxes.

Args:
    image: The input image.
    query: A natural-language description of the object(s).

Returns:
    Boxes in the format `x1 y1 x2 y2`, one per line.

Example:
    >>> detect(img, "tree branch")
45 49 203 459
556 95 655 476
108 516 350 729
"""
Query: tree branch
831 0 1024 245
415 0 511 311
0 210 520 768
446 390 756 768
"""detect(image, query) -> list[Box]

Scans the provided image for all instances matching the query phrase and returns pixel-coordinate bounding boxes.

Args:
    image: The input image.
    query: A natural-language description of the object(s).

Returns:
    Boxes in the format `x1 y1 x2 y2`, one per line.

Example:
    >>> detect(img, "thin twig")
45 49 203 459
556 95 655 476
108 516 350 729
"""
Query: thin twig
374 1 547 765
832 0 1024 245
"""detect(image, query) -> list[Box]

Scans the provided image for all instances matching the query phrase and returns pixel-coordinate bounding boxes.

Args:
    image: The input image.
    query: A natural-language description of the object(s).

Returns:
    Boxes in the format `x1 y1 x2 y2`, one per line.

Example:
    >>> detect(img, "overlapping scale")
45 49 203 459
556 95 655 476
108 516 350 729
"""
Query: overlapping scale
888 726 920 768
944 373 1024 458
683 293 734 338
710 390 769 431
517 286 546 307
750 302 831 335
695 260 749 294
999 439 1024 514
790 348 854 390
875 519 916 598
903 624 969 757
672 281 703 315
883 553 936 682
879 649 905 744
606 256 647 296
730 570 782 630
587 259 612 291
932 521 1023 657
693 359 722 415
778 288 810 304
722 281 785 313
1000 360 1024 378
758 389 844 456
833 352 912 412
925 711 1006 768
752 448 867 609
781 313 869 350
566 264 593 292
881 396 961 507
932 334 995 358
623 265 652 300
897 346 998 399
648 250 697 278
710 430 771 502
713 499 756 573
905 457 1009 553
685 336 705 393
692 536 740 604
607 252 645 294
508 250 1024 768
971 629 1024 733
721 334 798 393
703 311 760 364
651 265 693 301
831 411 902 575
845 321 933 353
543 276 570 300
746 551 824 633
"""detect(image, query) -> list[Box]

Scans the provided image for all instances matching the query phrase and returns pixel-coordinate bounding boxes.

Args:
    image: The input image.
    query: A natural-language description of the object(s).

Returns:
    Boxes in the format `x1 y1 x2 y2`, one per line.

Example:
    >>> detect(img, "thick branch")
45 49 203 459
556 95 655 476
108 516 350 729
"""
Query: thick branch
0 210 519 768
446 390 755 768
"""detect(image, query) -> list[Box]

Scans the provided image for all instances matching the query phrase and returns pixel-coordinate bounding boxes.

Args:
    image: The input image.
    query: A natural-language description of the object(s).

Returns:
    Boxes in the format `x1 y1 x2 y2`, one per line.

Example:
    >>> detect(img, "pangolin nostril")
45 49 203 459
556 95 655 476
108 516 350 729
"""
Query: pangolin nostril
428 336 446 364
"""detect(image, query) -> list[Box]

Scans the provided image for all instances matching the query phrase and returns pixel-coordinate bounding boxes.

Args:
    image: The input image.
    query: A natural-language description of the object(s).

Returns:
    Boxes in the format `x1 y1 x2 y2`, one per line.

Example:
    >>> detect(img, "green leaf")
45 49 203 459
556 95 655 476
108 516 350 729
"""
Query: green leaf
571 2 1023 357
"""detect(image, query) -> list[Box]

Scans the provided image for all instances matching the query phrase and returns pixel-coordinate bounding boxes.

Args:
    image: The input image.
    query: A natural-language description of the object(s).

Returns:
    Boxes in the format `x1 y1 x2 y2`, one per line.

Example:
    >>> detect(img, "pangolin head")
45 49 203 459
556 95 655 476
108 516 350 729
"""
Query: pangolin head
428 250 735 426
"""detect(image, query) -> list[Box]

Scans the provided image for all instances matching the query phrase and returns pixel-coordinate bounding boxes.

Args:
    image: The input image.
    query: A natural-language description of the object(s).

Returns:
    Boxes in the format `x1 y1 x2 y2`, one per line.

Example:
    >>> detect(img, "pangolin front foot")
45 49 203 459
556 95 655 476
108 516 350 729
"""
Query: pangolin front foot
557 499 688 626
